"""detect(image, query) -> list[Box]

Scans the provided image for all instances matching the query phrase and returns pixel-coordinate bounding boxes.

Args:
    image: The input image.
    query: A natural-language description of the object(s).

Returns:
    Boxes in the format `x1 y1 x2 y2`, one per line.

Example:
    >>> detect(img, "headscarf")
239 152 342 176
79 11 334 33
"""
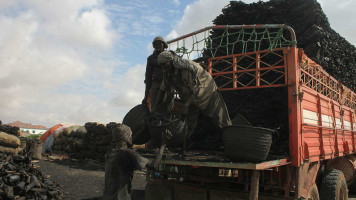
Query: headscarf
109 123 132 149
157 51 175 65
157 51 198 77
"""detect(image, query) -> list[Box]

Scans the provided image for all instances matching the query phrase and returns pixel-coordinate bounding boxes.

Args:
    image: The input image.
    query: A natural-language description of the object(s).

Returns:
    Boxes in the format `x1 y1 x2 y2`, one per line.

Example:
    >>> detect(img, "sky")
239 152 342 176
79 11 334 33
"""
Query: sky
0 0 355 128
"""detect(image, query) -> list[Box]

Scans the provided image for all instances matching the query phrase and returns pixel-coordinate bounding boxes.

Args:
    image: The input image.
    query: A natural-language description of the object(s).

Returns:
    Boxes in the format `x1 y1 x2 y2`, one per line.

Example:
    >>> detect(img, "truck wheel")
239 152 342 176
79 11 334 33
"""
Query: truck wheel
122 104 151 144
307 184 319 200
319 169 348 200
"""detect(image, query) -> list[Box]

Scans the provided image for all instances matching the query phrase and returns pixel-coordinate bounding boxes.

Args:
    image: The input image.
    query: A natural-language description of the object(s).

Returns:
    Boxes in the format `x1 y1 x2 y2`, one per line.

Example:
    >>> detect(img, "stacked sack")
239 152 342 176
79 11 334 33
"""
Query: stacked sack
0 131 21 154
50 122 120 163
52 125 84 153
0 123 21 137
80 122 112 162
0 121 24 154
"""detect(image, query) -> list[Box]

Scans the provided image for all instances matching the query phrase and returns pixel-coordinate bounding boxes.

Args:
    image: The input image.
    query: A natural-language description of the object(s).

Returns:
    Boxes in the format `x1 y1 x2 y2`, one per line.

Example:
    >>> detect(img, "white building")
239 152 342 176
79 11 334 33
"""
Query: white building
8 121 47 135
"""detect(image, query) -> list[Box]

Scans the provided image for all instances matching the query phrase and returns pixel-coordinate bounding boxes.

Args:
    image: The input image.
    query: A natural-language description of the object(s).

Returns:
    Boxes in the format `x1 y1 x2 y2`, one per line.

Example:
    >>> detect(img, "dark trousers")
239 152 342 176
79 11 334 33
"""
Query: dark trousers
103 151 133 200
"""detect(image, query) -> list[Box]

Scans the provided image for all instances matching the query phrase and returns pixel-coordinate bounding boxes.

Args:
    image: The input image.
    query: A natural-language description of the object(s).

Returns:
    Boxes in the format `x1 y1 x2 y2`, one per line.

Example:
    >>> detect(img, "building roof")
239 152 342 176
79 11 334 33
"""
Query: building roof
8 121 47 130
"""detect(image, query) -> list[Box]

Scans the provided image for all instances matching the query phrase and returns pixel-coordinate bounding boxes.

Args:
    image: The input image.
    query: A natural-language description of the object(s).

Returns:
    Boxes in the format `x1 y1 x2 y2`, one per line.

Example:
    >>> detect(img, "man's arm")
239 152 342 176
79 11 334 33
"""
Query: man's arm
143 58 154 105
181 70 198 114
151 88 165 113
151 78 168 113
146 129 172 169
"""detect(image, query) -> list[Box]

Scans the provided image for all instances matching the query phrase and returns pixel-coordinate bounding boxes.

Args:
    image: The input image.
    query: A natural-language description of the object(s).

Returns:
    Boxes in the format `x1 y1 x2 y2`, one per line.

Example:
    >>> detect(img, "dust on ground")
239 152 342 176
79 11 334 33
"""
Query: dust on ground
38 158 146 200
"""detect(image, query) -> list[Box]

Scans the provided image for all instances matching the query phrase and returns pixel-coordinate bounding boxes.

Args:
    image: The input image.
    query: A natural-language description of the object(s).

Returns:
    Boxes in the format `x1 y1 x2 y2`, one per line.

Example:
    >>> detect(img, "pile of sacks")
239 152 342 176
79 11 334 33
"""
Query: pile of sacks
48 122 119 163
0 131 22 155
0 121 26 155
0 121 21 137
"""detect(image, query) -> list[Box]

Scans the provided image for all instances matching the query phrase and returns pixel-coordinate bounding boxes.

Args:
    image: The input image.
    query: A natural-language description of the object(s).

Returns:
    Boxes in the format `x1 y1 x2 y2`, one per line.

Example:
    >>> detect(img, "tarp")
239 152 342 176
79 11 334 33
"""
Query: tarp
42 134 54 153
40 124 62 143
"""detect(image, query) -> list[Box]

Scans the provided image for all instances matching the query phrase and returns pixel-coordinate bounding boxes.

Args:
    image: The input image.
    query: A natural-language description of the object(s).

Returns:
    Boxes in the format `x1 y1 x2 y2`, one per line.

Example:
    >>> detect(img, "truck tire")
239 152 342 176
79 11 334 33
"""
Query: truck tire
122 104 151 144
307 184 319 200
319 169 348 200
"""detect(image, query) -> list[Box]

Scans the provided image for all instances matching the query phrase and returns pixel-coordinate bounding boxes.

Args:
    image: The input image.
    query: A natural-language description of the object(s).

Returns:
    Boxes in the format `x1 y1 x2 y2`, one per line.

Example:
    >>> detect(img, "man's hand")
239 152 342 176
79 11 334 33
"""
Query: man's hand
161 129 172 145
147 129 171 170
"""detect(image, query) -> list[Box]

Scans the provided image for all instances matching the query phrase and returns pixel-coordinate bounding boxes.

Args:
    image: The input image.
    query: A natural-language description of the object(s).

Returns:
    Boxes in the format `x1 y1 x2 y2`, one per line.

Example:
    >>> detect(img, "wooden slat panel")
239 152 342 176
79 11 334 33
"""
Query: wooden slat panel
303 109 318 125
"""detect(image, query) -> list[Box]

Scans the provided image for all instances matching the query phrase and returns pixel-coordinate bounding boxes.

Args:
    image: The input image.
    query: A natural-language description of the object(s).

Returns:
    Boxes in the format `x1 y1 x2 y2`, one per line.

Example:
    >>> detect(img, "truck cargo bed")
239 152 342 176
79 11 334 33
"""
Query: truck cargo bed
138 149 290 170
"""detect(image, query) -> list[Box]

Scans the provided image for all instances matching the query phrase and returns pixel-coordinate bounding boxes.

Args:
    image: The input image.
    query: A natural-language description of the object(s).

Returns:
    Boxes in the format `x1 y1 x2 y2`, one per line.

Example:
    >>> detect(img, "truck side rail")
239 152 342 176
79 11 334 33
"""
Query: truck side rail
208 48 287 90
166 24 297 59
300 51 356 163
300 52 356 110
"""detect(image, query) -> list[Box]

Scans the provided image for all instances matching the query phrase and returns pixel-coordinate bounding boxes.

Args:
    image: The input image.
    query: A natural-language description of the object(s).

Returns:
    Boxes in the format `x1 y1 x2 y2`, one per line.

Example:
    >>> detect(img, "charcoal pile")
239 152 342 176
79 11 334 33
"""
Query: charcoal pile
188 115 224 151
190 0 356 156
0 153 63 199
51 122 115 163
223 88 290 155
209 0 356 91
191 88 290 155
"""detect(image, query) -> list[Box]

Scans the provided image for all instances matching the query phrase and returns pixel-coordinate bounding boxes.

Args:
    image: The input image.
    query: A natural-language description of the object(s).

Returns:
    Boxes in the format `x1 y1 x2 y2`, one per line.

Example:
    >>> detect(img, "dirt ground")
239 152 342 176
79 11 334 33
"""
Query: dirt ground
38 158 146 200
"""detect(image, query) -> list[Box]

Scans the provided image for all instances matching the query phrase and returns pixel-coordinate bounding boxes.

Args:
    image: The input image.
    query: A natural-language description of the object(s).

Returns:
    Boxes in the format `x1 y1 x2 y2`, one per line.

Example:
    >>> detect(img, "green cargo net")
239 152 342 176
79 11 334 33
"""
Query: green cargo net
167 25 297 59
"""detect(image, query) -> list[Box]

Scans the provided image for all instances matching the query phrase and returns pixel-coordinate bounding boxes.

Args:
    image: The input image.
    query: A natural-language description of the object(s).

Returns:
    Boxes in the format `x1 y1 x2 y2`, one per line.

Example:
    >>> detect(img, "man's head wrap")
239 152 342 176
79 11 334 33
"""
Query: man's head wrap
157 51 175 65
109 123 132 149
158 51 198 83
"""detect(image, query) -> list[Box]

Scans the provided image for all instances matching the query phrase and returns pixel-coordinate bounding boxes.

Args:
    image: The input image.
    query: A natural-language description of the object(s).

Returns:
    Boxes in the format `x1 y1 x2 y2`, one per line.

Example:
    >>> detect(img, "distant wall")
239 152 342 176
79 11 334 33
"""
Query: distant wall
20 128 46 135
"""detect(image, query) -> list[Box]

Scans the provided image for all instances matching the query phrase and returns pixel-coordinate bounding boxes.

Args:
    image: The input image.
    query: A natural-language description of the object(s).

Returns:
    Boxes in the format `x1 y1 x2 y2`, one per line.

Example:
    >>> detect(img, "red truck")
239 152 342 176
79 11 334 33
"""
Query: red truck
143 25 356 200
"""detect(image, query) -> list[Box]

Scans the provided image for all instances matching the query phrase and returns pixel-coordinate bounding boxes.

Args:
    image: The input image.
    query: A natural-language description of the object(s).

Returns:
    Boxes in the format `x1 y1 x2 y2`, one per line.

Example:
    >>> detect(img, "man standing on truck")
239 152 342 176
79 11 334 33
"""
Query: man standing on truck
103 123 171 200
142 36 168 112
153 51 232 139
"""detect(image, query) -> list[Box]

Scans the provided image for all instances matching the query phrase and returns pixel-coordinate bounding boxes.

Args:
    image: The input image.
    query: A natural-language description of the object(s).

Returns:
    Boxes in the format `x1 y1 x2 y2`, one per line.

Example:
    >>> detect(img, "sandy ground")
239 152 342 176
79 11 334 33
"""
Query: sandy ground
38 158 356 200
38 159 146 200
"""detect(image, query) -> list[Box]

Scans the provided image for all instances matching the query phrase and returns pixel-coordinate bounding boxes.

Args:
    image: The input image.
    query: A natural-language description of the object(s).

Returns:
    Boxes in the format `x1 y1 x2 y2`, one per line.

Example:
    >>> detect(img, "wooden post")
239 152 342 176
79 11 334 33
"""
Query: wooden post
249 170 260 200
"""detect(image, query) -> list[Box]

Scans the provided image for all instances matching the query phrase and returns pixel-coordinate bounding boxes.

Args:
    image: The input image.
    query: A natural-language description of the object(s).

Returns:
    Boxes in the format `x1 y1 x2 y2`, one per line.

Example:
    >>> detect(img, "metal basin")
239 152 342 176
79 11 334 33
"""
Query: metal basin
223 125 273 162
147 113 186 148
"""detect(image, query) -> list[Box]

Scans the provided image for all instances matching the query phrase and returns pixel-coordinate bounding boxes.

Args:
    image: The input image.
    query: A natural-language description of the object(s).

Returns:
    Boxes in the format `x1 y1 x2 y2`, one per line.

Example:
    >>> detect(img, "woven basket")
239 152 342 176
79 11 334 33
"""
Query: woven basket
223 125 273 162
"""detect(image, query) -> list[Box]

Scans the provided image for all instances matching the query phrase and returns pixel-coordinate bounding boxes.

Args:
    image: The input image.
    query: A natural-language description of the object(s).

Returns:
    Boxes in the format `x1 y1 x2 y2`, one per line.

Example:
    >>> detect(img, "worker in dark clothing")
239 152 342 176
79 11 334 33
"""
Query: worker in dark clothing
103 123 171 200
153 51 232 139
142 36 168 112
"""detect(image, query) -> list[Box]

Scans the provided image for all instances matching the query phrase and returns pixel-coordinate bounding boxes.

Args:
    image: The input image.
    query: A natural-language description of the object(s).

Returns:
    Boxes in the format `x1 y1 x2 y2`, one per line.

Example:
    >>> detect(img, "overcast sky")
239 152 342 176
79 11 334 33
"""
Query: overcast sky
0 0 355 128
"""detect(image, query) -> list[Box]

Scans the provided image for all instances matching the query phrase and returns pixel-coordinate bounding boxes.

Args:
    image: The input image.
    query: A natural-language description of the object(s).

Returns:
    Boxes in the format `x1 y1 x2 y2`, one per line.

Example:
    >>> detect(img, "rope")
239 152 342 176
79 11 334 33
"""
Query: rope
169 26 297 59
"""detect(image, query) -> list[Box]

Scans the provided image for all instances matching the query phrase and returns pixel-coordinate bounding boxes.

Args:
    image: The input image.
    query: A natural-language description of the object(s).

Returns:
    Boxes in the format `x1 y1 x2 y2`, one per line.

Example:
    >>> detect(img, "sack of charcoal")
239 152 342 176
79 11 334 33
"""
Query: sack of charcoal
27 139 42 160
0 131 21 154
